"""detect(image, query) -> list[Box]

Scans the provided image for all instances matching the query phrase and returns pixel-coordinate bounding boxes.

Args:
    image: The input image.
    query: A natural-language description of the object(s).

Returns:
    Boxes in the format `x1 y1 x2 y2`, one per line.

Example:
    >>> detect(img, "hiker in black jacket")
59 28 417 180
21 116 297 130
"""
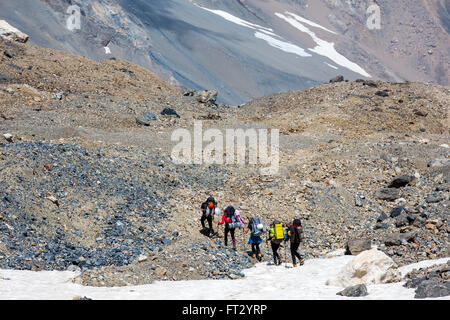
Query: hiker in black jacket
287 218 305 267
200 197 218 237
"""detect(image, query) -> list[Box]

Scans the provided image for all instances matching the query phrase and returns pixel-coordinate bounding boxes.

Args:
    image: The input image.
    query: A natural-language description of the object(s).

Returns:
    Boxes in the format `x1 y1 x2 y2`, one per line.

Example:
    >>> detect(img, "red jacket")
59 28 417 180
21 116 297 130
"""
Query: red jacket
218 213 246 226
218 214 229 225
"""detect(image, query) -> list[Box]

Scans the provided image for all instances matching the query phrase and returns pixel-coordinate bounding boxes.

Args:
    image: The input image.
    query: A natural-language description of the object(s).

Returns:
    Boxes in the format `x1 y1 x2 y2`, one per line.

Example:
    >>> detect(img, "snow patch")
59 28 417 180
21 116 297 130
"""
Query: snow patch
325 62 339 70
276 12 371 78
196 5 310 59
197 5 273 33
0 256 448 300
285 12 337 34
255 32 311 57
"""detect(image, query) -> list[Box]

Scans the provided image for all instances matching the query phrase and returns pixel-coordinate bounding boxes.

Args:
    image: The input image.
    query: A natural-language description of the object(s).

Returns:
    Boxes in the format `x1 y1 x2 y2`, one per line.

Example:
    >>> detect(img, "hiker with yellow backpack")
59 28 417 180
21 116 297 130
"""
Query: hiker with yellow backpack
267 220 285 266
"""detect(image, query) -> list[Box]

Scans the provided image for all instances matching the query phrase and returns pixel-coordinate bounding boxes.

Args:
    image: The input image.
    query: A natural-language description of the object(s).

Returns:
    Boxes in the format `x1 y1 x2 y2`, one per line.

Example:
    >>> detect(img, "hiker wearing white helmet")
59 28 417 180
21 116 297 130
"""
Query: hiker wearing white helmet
246 216 266 261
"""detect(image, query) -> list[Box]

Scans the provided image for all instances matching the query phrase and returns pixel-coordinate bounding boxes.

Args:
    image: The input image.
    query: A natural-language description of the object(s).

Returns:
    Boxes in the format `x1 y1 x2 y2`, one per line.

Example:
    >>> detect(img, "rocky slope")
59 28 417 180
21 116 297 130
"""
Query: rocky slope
404 260 449 298
0 38 448 287
0 0 448 104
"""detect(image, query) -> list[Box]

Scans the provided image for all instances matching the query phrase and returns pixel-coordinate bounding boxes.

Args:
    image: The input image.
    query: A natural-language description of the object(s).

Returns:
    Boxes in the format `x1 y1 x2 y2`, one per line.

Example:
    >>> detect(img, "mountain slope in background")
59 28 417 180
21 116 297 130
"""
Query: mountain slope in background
0 0 449 104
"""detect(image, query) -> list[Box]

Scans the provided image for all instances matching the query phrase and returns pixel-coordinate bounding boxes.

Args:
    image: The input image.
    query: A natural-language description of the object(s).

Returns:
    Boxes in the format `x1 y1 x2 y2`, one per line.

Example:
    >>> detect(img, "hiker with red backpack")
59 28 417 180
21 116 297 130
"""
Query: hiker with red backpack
200 196 220 237
218 205 245 250
246 217 266 261
267 220 285 266
286 218 305 267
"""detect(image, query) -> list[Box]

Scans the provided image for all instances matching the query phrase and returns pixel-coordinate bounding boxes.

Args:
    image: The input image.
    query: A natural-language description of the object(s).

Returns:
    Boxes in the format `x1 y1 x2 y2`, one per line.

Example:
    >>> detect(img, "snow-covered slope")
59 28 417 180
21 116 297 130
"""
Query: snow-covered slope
0 255 448 300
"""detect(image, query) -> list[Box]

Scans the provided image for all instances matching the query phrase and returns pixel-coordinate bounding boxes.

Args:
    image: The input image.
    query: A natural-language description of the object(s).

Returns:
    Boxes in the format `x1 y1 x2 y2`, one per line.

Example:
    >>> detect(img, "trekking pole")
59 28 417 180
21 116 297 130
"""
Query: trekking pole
284 241 287 268
241 226 244 252
304 242 309 260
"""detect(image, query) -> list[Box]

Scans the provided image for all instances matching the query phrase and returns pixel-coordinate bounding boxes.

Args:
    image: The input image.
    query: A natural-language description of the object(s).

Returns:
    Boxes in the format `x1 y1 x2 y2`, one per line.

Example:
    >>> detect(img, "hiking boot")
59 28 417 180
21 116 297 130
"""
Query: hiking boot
293 264 297 268
257 254 262 262
299 260 304 266
252 253 256 258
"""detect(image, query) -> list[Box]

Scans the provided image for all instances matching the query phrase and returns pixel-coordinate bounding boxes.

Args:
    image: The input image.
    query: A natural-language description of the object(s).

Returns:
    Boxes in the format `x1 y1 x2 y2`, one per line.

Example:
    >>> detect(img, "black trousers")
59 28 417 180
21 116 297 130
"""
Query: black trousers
224 225 235 247
201 214 213 230
290 242 302 265
251 243 261 255
271 241 281 264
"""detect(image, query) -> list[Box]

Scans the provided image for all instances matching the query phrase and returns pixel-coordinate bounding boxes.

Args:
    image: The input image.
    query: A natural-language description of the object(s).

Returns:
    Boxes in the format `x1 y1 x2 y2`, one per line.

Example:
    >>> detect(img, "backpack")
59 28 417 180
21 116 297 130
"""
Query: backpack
249 217 265 236
289 219 303 243
201 201 207 214
224 206 240 229
270 220 284 243
203 197 218 217
206 197 216 206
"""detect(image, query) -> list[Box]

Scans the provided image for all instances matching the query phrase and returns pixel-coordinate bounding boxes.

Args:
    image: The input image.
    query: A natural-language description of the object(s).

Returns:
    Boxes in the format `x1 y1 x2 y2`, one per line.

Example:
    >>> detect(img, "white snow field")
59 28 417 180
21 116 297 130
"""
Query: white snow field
0 253 448 300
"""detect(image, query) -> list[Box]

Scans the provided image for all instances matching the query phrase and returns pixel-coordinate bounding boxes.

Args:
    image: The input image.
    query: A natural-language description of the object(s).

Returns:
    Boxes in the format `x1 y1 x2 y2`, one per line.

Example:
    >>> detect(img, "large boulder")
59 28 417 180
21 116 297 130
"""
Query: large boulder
195 90 218 105
184 89 219 105
376 212 388 222
329 75 344 83
326 248 401 287
345 239 372 256
404 261 450 298
388 175 415 188
389 206 407 218
395 214 409 227
336 284 369 297
0 20 29 43
160 107 180 118
415 279 449 299
375 188 400 201
383 231 416 246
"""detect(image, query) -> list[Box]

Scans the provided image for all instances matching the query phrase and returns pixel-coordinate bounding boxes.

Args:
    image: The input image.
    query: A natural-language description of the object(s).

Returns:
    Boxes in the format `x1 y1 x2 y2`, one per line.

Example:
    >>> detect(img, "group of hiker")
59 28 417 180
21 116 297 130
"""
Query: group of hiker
200 196 305 267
